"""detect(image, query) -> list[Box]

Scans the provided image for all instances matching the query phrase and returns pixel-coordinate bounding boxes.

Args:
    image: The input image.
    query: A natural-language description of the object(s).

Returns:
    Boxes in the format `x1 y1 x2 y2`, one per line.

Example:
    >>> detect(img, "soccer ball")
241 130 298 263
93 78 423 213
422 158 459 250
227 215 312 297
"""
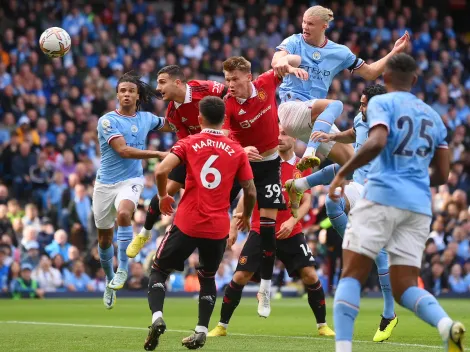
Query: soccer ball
39 27 71 58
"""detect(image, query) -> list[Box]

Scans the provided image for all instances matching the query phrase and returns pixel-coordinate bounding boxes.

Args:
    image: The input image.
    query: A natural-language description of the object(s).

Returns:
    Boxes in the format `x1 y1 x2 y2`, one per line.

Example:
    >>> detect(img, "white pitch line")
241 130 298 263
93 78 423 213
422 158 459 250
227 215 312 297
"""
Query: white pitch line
1 321 441 350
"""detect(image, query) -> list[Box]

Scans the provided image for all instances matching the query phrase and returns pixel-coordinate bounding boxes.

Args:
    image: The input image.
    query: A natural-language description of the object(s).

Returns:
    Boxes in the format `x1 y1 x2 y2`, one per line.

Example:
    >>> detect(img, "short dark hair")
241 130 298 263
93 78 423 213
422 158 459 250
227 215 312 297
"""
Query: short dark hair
116 71 158 110
223 56 251 73
363 84 386 101
199 96 225 126
386 53 418 78
157 65 186 82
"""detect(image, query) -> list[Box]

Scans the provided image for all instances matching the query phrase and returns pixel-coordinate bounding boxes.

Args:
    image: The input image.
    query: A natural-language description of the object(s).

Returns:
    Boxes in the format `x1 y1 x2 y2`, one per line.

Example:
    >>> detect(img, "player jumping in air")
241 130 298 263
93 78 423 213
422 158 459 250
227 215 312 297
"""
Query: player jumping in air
126 65 228 258
143 96 257 351
272 5 410 171
222 56 306 317
285 84 398 342
207 126 335 338
330 54 465 352
93 72 172 309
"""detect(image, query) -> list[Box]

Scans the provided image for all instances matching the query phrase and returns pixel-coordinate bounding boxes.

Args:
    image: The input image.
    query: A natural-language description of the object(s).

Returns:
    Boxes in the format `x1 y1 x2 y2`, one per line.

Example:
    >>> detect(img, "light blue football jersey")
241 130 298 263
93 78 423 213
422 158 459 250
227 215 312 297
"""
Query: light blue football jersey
276 34 364 102
96 110 165 184
364 92 448 216
352 113 370 185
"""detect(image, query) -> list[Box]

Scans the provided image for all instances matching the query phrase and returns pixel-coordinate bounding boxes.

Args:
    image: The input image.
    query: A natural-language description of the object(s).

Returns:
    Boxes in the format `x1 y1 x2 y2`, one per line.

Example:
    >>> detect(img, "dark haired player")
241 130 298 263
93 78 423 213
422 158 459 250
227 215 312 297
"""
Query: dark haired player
127 65 228 258
143 96 256 351
286 84 399 342
329 54 464 352
208 126 335 338
93 72 172 310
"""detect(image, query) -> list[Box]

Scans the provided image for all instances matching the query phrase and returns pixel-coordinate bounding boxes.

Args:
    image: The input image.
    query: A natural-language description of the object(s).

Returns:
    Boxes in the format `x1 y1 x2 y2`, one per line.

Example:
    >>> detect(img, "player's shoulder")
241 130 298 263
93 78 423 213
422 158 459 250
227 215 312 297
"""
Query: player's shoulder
98 111 119 128
254 69 276 85
324 39 350 52
353 113 363 126
284 33 302 44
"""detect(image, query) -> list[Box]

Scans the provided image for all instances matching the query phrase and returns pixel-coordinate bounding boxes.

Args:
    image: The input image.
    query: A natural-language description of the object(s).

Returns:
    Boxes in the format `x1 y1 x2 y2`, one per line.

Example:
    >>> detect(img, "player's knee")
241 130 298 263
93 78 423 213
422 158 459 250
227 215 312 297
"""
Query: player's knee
149 268 169 291
233 271 253 286
117 208 132 225
327 100 343 115
300 267 318 285
325 195 343 217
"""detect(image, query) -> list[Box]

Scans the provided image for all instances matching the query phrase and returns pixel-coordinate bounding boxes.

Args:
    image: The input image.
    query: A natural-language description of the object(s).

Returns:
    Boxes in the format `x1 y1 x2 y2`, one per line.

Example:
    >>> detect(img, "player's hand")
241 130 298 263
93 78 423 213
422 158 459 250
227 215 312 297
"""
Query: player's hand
234 212 251 232
288 67 309 80
273 57 291 77
310 131 332 143
159 194 175 216
328 173 347 202
392 31 410 54
244 146 263 161
276 217 296 239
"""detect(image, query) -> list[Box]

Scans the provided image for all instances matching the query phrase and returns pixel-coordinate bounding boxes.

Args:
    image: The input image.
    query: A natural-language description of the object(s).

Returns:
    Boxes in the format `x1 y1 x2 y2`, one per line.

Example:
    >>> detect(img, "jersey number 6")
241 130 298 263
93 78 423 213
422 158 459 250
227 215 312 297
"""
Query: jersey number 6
201 155 222 189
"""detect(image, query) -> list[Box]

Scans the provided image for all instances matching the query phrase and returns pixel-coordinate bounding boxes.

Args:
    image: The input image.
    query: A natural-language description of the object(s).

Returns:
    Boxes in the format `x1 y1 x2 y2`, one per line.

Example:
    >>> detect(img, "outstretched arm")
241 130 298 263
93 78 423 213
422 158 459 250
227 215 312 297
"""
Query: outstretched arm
354 32 410 80
311 128 356 145
110 137 166 159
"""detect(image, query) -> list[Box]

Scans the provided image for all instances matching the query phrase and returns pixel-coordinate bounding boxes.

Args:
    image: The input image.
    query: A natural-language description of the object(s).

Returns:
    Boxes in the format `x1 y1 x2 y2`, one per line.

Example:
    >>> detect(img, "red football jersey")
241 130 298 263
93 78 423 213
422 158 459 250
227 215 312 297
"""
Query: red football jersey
166 80 226 140
251 155 311 239
222 70 281 154
171 129 253 239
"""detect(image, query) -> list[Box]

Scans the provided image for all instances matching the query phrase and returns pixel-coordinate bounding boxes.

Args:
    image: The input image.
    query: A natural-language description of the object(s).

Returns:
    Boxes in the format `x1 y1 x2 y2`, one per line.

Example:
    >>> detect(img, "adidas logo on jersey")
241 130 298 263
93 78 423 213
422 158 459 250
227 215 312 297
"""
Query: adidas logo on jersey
273 198 280 204
182 117 187 122
238 109 246 115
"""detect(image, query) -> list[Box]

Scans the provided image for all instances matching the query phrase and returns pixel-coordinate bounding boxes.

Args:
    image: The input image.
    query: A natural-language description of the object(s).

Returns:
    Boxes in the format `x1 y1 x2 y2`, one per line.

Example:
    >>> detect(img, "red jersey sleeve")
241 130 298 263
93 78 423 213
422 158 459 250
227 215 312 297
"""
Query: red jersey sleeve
170 139 188 163
205 80 226 97
258 69 281 88
166 104 189 140
236 151 254 182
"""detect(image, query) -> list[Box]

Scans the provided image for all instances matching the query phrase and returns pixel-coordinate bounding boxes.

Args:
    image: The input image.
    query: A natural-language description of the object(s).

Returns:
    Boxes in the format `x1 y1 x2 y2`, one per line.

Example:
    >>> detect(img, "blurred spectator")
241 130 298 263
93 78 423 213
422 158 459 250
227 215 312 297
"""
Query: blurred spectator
126 262 149 291
448 263 468 293
12 142 36 201
423 262 450 296
10 263 44 299
31 255 63 292
45 229 71 261
64 260 93 292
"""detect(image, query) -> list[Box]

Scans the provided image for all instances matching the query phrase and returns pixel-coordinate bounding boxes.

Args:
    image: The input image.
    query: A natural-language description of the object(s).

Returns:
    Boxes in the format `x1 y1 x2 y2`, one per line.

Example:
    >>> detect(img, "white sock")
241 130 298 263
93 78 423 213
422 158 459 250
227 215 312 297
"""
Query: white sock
317 322 327 328
152 311 162 323
336 341 352 352
139 228 152 237
260 279 271 292
217 322 228 329
437 317 453 341
303 146 316 158
195 325 208 335
293 177 310 192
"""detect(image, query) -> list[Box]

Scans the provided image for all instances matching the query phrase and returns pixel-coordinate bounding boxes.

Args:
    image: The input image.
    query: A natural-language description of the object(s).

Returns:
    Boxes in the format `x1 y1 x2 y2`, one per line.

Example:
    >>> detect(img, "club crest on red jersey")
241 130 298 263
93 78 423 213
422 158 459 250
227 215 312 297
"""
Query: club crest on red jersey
293 169 302 179
257 89 267 102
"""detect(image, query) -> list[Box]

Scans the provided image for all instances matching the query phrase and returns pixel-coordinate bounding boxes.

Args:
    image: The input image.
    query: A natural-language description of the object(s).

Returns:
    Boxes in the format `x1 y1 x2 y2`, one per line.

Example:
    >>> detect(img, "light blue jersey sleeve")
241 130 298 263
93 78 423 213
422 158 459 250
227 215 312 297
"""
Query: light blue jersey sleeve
276 34 300 55
97 115 122 144
364 92 447 216
147 112 166 131
352 113 371 185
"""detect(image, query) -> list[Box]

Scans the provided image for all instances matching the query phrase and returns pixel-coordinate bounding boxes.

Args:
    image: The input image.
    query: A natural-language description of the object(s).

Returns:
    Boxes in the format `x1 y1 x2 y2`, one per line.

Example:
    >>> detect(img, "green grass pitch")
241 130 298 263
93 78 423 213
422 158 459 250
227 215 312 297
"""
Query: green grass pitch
1 297 468 351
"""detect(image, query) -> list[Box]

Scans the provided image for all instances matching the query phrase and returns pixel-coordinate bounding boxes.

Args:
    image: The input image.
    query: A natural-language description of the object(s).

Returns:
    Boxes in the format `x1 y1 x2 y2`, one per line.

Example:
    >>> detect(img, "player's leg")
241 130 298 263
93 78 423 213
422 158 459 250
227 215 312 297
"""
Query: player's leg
109 178 143 289
334 200 391 352
297 99 344 171
209 231 261 337
181 236 227 349
129 165 186 258
146 226 196 351
325 194 349 237
388 212 465 351
372 248 397 342
252 157 285 317
278 233 335 336
92 182 117 309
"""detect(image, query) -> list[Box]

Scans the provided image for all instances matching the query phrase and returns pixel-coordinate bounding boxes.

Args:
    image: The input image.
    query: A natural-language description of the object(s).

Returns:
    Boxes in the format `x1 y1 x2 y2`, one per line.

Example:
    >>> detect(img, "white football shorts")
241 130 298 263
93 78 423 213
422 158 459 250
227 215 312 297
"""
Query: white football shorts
278 100 339 157
93 176 144 229
343 199 432 268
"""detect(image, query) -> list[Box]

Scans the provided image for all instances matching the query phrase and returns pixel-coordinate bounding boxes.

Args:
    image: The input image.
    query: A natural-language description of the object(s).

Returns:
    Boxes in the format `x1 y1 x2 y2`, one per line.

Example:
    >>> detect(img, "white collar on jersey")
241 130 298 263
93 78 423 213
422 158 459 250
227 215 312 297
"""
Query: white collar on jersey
174 84 192 109
282 154 297 165
236 82 257 104
201 128 224 135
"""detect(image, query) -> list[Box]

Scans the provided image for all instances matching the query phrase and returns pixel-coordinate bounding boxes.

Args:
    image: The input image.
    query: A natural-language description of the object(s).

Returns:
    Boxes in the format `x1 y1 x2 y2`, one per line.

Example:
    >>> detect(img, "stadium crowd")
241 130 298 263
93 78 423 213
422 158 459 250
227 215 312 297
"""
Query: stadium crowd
0 0 469 298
